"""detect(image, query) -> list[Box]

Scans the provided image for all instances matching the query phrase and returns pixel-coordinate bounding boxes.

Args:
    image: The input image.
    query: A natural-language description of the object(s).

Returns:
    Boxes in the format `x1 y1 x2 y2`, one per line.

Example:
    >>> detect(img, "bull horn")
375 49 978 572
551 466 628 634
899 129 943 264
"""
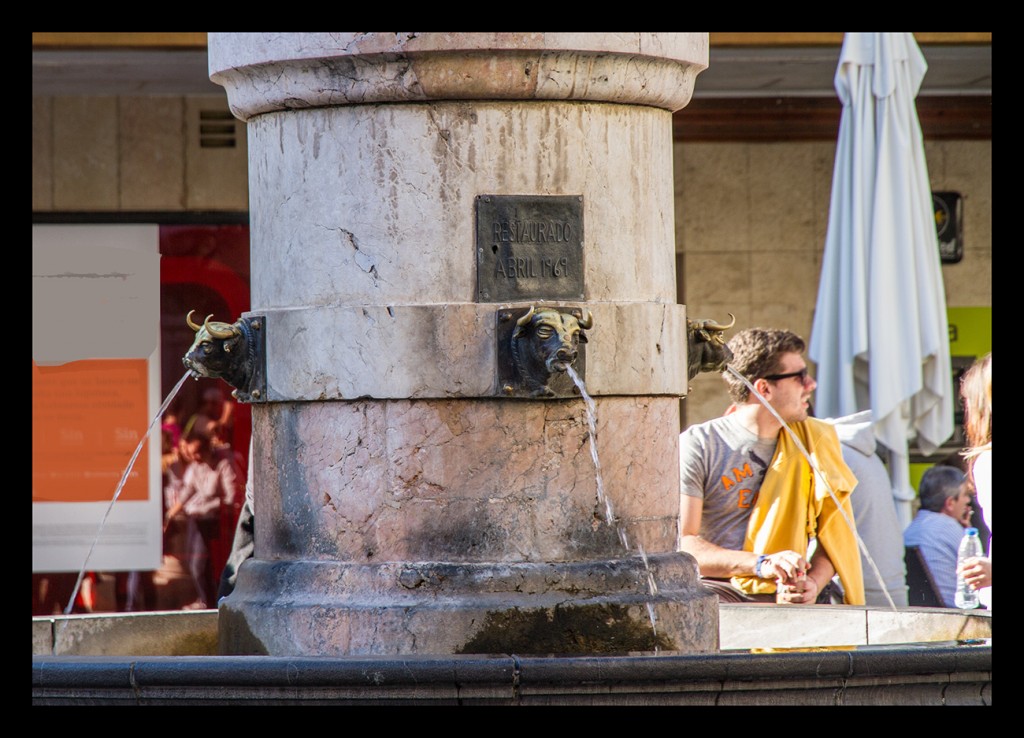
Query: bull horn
204 315 238 340
515 306 536 329
577 310 594 330
186 310 212 333
702 313 736 332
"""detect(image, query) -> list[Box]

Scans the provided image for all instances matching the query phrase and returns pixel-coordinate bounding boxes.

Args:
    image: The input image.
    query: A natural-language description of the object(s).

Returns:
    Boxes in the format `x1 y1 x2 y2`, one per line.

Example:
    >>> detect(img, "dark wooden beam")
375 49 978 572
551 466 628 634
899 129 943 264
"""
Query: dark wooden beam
32 32 993 50
32 33 207 49
708 32 991 46
673 96 991 142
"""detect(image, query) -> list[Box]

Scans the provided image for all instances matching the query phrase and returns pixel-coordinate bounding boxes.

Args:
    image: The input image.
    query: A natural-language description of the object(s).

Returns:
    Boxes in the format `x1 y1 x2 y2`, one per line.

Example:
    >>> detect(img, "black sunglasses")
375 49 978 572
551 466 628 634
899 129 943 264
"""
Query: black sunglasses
762 368 809 383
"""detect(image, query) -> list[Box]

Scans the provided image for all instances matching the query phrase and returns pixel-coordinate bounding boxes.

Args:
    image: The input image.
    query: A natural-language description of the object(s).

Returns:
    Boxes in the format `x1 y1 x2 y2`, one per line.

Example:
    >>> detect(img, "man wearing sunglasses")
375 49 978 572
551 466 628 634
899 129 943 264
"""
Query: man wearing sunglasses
678 327 864 605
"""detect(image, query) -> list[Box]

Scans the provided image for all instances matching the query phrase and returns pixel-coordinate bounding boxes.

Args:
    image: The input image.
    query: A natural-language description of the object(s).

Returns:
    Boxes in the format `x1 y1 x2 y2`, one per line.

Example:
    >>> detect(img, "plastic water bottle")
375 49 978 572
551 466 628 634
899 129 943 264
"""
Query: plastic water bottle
954 527 982 609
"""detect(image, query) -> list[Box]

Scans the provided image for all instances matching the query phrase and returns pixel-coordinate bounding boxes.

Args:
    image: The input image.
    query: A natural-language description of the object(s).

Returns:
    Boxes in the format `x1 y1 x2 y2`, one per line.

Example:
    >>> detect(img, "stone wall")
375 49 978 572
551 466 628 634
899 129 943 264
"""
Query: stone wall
32 96 248 212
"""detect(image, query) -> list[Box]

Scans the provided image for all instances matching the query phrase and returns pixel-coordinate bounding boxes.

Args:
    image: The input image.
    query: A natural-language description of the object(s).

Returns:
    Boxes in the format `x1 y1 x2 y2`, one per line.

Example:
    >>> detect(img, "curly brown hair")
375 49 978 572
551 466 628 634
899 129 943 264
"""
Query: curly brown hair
721 327 806 403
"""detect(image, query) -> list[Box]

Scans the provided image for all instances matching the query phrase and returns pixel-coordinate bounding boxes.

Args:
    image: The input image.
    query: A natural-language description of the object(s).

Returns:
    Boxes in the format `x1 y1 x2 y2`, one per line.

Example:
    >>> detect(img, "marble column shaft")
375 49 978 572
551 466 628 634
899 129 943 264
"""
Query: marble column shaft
210 32 717 656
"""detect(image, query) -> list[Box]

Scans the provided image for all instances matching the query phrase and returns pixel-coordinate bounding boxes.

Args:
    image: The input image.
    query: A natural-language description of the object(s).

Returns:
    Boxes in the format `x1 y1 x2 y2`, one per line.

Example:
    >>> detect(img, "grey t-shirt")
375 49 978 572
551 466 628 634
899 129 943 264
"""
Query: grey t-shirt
679 414 778 552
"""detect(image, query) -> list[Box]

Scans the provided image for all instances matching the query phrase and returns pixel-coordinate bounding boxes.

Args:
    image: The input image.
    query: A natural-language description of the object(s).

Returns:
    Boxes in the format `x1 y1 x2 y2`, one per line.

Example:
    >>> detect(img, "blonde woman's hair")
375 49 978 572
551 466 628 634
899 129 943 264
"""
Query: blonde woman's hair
960 352 992 463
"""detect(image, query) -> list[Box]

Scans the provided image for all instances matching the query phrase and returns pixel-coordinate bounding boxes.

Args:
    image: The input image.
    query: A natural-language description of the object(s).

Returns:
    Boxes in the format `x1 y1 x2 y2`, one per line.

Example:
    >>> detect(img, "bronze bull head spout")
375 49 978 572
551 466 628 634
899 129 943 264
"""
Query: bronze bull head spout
182 310 265 402
510 306 593 398
686 313 736 382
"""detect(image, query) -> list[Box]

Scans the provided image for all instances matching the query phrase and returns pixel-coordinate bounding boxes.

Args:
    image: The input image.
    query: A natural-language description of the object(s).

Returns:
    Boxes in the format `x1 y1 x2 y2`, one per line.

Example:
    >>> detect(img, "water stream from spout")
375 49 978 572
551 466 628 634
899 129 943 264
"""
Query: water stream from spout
566 366 661 639
725 365 897 611
60 370 193 618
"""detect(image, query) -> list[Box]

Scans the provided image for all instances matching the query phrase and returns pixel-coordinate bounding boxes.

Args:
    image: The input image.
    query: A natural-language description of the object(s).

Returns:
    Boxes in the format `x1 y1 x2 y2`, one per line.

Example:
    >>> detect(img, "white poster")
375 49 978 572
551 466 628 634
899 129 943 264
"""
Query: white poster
32 224 163 572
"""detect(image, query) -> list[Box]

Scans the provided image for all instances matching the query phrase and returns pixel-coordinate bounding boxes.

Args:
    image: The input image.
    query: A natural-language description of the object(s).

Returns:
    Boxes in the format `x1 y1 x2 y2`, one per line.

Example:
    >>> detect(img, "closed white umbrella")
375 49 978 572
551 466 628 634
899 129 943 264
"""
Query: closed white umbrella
809 32 954 530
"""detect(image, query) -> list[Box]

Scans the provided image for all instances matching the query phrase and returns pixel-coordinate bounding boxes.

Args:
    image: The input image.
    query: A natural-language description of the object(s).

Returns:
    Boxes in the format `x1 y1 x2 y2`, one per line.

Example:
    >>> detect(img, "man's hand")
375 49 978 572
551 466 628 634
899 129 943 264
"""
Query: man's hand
759 550 809 584
775 573 819 604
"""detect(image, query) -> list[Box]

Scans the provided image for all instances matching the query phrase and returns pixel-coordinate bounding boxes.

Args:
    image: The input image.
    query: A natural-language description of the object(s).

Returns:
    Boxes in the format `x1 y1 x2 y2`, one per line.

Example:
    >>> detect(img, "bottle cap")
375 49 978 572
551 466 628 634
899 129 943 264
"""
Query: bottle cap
966 527 978 535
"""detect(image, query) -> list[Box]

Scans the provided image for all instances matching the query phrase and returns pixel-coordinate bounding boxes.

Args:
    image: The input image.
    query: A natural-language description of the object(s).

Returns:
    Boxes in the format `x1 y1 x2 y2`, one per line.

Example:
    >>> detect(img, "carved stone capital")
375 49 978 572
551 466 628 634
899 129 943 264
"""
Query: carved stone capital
209 32 708 120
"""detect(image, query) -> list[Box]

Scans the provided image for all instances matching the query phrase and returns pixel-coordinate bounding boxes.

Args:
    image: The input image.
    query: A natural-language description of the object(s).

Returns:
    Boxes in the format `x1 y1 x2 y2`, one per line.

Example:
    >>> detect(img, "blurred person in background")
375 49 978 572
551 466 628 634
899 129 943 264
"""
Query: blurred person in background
957 353 992 608
825 411 908 607
164 420 240 609
903 465 974 608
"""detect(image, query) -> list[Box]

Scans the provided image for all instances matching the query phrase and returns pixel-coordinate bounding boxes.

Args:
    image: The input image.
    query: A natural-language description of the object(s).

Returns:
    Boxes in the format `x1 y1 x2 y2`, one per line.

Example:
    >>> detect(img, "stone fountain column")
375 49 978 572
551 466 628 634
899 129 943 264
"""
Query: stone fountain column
208 32 717 656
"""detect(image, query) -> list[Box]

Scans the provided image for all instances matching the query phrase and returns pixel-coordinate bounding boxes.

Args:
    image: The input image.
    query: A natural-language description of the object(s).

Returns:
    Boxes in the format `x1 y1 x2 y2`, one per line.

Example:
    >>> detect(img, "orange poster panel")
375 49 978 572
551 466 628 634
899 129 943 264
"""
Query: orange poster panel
33 358 150 503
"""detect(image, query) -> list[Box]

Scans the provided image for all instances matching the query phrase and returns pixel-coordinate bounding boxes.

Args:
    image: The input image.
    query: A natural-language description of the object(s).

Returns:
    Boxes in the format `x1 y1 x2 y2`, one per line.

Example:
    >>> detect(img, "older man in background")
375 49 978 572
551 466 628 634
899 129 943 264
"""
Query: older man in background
903 465 974 608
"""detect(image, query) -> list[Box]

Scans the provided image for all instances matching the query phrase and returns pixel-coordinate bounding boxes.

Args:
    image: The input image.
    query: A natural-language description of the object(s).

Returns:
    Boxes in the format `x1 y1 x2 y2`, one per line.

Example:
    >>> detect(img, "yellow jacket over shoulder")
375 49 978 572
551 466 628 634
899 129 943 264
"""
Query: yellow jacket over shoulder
730 418 865 604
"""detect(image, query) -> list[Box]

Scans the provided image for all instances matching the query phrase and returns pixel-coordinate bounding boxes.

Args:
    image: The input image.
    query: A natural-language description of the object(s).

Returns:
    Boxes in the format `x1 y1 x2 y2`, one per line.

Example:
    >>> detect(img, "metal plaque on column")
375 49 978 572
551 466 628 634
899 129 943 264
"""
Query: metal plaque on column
476 195 584 302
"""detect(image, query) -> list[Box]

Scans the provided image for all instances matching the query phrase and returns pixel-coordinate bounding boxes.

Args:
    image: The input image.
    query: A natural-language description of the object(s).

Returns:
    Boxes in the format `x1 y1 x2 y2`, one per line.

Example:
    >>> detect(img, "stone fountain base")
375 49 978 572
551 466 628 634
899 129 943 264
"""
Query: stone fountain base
218 552 718 656
33 645 991 706
32 603 991 705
